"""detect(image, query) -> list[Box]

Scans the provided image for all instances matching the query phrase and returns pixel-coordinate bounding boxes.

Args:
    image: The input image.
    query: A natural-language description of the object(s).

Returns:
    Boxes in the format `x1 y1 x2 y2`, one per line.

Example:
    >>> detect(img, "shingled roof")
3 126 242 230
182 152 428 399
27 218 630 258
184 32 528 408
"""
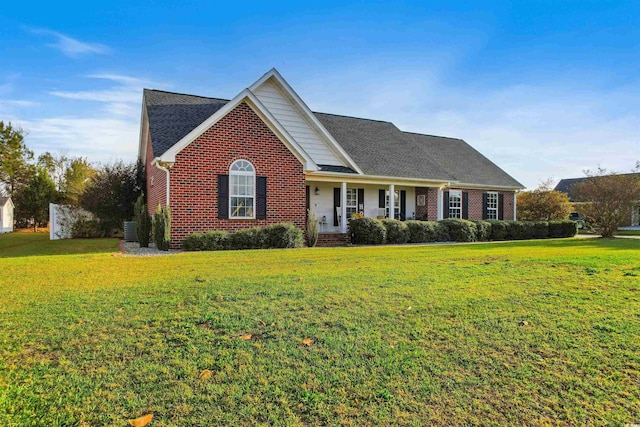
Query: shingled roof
144 89 229 158
315 113 523 187
144 89 523 188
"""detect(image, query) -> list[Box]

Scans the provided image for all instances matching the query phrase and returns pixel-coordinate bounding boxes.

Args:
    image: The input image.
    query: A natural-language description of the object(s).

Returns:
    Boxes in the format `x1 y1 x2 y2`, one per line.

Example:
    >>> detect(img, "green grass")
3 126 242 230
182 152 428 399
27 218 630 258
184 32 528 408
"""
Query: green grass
615 229 640 236
1 234 639 426
0 232 119 258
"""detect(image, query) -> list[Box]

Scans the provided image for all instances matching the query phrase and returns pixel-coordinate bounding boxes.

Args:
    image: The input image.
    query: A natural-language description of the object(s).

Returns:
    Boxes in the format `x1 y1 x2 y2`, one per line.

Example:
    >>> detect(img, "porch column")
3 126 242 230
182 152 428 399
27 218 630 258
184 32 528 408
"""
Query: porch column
388 184 395 220
513 191 517 221
341 181 347 233
437 187 444 220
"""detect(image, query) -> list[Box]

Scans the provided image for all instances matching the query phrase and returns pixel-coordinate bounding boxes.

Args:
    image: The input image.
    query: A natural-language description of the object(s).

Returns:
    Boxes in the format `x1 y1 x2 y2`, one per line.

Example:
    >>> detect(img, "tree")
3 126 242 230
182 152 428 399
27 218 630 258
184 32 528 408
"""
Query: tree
13 167 58 232
80 161 142 235
0 121 35 196
572 168 640 238
38 151 69 191
62 157 96 205
517 179 573 221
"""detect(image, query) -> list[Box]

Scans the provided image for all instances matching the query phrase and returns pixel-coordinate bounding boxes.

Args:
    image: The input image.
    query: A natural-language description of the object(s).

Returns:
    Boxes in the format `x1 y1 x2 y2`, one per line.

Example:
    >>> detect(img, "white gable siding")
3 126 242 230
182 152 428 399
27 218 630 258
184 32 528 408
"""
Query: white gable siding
253 80 345 166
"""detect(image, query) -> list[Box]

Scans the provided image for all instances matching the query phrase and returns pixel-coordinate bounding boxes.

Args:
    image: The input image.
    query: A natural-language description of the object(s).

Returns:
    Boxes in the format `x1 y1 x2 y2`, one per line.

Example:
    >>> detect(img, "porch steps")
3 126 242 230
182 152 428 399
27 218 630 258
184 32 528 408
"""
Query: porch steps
316 233 350 247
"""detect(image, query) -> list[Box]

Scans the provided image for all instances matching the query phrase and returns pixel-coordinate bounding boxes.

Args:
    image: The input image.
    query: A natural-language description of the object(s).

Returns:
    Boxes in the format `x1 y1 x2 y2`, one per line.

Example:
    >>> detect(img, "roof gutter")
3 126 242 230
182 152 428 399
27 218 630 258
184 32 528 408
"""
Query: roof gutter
306 171 455 187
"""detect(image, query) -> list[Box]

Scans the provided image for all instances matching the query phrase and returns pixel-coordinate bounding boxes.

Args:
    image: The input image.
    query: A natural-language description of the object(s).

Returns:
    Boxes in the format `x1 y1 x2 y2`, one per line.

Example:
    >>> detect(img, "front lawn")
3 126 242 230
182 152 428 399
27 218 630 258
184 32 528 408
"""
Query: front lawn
1 234 639 425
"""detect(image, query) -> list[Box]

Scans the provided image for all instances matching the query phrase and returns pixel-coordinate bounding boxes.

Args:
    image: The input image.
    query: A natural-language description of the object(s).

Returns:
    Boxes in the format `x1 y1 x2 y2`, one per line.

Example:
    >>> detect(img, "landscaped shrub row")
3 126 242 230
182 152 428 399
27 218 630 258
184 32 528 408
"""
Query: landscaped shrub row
182 223 303 251
350 218 577 245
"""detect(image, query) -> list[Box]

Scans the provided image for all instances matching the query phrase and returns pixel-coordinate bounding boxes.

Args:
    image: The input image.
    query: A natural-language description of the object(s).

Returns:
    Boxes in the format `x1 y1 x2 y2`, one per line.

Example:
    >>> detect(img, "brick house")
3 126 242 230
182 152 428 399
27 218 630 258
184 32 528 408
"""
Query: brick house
138 68 524 247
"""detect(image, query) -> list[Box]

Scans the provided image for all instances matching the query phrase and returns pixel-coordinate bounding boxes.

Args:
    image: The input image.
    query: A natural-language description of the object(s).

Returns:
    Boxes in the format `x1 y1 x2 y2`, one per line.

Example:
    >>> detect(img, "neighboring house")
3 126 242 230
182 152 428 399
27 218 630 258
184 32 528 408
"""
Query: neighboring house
555 174 640 227
0 197 14 233
139 68 524 247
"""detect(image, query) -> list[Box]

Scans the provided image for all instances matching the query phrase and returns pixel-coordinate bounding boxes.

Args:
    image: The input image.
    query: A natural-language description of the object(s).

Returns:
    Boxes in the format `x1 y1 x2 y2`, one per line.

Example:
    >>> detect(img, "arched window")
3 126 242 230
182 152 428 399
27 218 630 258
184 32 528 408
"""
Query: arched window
229 160 255 218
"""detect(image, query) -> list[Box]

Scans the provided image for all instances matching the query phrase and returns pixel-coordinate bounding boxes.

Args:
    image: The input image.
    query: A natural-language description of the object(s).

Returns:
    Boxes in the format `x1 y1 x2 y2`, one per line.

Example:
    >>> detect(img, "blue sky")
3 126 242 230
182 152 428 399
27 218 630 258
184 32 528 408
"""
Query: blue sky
1 1 638 188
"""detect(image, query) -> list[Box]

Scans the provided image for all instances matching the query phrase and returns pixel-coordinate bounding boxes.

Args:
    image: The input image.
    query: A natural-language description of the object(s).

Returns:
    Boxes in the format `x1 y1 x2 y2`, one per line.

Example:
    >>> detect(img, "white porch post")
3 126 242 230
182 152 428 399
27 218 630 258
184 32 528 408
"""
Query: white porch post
513 191 517 221
388 184 395 220
340 181 347 233
437 187 444 220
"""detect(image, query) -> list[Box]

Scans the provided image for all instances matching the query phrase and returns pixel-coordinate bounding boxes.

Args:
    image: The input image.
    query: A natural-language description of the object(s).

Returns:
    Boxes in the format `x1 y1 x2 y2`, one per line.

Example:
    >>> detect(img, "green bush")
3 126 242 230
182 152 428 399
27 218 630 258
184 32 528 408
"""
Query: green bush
433 222 450 242
473 220 492 242
548 220 577 238
153 204 171 251
262 223 304 248
134 194 151 247
182 231 230 251
505 221 526 240
71 219 104 238
306 209 318 247
405 220 438 243
381 219 410 244
439 219 477 242
532 221 549 239
228 227 264 250
349 217 386 245
488 220 508 240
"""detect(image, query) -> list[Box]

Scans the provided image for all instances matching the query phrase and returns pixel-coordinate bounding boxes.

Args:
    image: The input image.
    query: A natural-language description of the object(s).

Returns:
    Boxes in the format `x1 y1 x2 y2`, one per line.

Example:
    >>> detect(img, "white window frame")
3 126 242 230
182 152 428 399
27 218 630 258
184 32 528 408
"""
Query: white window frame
229 159 256 219
346 188 358 218
385 190 400 218
486 191 498 220
448 190 462 219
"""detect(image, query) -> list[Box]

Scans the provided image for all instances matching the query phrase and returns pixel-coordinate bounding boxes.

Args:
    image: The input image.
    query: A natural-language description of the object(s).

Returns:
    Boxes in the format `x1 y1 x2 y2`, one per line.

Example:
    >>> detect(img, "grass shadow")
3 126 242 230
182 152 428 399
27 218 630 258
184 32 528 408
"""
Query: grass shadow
0 232 120 258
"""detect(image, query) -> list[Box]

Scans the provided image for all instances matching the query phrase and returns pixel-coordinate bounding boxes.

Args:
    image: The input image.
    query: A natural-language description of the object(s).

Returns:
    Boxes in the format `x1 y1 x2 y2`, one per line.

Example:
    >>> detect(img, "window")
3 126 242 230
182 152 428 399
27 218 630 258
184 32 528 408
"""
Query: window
486 192 498 220
385 190 400 218
346 188 358 217
448 190 462 219
229 160 255 218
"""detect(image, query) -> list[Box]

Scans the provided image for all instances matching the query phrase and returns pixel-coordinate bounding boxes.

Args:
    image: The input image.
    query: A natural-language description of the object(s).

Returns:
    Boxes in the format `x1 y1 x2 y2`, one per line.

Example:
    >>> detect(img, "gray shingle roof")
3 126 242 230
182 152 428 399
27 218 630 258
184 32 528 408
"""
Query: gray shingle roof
144 89 524 188
315 112 523 187
145 89 229 157
0 197 9 206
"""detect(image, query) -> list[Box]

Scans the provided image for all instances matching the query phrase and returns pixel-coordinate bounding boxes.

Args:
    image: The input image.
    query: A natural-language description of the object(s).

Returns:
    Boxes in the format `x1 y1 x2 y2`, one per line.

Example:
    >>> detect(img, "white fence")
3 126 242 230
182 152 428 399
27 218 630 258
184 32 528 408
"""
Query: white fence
49 204 93 240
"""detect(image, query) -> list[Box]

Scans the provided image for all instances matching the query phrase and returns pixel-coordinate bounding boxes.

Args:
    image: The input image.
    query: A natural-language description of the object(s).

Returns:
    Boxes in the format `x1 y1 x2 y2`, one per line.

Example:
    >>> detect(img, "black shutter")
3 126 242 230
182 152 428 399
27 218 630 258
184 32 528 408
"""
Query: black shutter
333 187 340 226
400 190 406 220
498 193 504 220
305 185 310 222
443 191 450 219
379 189 385 210
218 174 229 219
358 188 364 213
462 192 469 219
256 176 267 219
482 193 488 220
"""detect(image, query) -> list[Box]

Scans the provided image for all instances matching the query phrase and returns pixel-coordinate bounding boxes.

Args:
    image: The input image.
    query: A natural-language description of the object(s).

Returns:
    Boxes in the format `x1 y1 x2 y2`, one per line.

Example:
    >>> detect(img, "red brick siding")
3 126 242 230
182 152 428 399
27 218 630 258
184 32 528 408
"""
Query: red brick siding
447 188 516 221
168 102 306 247
415 187 516 221
145 134 167 216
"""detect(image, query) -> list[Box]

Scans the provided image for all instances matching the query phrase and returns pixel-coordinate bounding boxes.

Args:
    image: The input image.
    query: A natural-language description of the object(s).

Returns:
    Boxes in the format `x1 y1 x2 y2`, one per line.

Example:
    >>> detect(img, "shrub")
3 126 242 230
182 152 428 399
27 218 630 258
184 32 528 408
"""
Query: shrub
134 194 151 247
473 220 492 242
488 220 508 240
531 221 549 239
439 219 477 242
349 217 386 245
433 222 450 242
153 204 171 251
228 227 264 250
381 219 410 244
306 209 318 247
548 220 577 238
262 223 304 248
182 231 229 251
405 220 437 243
505 221 526 240
71 219 104 238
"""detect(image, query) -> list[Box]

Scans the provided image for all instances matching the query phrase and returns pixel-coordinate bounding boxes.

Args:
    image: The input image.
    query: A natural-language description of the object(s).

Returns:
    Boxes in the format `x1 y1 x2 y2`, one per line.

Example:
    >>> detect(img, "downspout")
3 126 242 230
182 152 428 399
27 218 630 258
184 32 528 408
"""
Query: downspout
155 162 171 207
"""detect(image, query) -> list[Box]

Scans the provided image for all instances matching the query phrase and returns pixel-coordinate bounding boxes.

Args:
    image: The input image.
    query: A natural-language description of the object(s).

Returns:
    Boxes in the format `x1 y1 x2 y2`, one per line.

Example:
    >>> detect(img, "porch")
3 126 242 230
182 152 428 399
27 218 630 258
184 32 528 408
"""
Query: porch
306 180 443 234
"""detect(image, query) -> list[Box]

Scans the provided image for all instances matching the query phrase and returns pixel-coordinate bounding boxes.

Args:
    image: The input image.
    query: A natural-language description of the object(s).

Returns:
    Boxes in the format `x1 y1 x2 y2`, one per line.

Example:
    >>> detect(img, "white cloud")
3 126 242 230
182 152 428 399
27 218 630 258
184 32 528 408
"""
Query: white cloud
27 28 110 58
